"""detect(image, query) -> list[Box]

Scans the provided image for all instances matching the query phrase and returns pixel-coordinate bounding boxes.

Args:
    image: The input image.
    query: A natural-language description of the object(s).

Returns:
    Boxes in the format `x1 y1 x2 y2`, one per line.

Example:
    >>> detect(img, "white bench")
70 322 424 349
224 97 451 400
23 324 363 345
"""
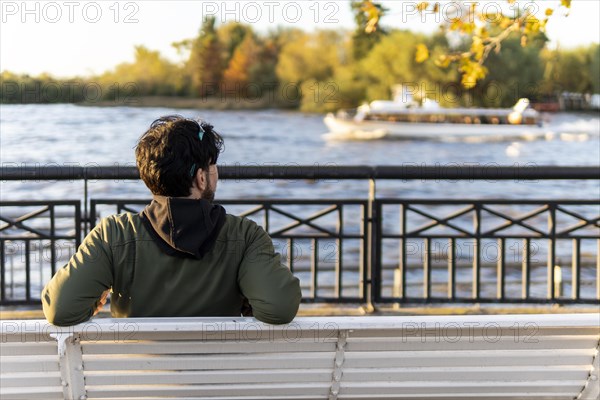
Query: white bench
1 314 599 400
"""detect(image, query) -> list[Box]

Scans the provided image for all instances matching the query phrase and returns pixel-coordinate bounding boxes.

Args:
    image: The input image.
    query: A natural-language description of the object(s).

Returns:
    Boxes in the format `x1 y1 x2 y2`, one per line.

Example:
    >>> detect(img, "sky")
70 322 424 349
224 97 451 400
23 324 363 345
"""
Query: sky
1 0 599 78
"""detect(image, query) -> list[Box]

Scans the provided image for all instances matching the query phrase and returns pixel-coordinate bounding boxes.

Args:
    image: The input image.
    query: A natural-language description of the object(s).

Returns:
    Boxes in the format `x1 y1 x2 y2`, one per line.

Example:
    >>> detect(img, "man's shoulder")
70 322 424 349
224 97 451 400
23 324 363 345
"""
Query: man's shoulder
102 212 141 228
96 212 147 242
222 213 266 240
223 213 259 231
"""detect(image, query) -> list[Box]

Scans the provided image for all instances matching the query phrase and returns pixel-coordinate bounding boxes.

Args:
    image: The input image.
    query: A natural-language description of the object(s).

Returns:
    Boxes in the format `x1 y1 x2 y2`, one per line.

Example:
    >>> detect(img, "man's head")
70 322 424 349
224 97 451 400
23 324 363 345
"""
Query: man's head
136 116 224 200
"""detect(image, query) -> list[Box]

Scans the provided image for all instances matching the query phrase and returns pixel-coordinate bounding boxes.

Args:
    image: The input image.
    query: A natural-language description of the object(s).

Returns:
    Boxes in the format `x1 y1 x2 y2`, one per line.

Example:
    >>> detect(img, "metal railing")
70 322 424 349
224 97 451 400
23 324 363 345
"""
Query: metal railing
1 165 599 306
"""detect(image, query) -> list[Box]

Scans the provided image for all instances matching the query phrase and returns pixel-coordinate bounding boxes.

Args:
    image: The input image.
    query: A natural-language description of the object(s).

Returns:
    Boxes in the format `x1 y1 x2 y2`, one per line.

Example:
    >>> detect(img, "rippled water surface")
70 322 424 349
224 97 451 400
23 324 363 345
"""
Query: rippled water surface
1 104 599 201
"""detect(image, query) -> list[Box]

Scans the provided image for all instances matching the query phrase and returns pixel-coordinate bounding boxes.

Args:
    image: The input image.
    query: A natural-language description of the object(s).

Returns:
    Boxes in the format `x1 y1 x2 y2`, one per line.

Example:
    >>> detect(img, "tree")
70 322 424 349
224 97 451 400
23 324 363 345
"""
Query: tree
359 0 573 88
351 0 387 60
276 30 347 111
474 31 548 107
360 30 430 101
222 34 261 95
549 44 600 94
187 17 224 97
98 45 185 97
217 22 255 65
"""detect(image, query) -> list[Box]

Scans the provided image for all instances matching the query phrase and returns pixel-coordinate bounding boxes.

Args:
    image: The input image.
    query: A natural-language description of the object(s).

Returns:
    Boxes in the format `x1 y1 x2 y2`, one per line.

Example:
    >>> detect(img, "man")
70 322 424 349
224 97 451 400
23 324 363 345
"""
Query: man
42 116 301 326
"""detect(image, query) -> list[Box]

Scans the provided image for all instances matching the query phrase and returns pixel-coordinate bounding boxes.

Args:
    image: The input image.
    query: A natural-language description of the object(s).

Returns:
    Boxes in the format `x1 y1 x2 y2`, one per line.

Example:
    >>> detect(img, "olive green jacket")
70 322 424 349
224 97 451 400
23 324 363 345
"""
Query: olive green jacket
42 198 301 326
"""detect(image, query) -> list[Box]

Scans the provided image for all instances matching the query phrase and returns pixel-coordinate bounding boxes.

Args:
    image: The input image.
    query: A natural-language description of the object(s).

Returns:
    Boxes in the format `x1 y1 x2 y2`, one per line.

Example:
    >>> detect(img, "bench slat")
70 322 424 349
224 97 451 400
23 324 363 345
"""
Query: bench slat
338 394 575 399
340 380 585 395
82 340 335 355
85 383 332 398
0 342 58 356
340 366 591 382
85 369 333 385
346 335 598 352
343 349 595 368
0 372 62 388
0 356 59 374
83 352 336 371
0 386 63 399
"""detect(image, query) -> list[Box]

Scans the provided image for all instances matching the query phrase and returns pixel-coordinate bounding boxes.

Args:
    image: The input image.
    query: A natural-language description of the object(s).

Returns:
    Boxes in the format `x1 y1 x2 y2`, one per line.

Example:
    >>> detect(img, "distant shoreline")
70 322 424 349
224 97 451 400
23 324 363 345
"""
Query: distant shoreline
77 95 298 111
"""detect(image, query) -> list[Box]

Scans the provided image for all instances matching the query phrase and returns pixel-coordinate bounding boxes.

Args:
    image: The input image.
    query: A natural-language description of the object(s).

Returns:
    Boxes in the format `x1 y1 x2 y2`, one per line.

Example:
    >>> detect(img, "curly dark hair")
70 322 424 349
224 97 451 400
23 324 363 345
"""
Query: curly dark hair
135 115 224 197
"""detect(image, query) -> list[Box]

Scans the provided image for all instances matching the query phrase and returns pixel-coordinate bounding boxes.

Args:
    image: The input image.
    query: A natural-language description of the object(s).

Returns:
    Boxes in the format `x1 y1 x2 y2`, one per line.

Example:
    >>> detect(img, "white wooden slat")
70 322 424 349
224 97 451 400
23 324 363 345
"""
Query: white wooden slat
347 327 600 339
340 366 591 382
340 380 585 395
346 335 598 352
0 371 61 387
0 342 58 356
100 328 339 343
0 386 63 399
3 314 598 337
83 352 335 371
0 356 59 373
85 368 333 386
338 394 574 400
85 383 332 398
81 314 600 332
343 349 596 368
86 396 325 400
81 339 335 355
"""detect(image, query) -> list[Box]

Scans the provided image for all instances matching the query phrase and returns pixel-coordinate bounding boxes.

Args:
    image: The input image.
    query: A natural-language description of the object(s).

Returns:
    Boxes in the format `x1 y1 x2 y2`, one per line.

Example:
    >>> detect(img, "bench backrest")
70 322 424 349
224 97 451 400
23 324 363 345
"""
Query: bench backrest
2 314 599 400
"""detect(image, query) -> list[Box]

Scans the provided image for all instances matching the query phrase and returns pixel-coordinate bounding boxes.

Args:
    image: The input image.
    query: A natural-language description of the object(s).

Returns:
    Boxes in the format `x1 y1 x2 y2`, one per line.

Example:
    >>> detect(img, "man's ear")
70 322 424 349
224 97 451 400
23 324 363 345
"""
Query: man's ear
194 169 207 191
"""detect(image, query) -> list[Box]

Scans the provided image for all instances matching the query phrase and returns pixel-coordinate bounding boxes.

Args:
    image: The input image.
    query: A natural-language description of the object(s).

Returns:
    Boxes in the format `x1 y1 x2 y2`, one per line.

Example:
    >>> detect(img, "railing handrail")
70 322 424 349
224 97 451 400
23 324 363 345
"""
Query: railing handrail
1 165 600 181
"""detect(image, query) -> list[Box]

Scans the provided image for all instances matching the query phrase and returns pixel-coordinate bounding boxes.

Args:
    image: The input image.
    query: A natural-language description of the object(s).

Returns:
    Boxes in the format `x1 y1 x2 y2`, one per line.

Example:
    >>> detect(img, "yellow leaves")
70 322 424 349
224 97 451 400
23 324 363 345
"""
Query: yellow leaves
471 37 485 61
561 0 571 8
417 2 429 12
476 26 489 40
449 18 463 31
545 8 554 16
415 44 429 63
435 55 452 68
365 18 379 34
499 16 513 30
462 22 476 35
362 1 382 33
459 58 488 89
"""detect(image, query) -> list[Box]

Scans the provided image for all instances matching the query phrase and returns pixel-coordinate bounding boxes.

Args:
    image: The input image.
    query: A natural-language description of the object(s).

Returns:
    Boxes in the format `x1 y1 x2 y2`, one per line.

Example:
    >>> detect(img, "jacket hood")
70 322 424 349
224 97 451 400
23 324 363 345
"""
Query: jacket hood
140 196 226 259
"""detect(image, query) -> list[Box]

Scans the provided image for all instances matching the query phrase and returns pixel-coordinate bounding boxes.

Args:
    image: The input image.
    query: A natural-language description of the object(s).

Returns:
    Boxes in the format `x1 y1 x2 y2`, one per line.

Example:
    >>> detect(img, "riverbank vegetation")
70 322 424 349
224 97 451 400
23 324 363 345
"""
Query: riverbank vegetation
1 1 598 111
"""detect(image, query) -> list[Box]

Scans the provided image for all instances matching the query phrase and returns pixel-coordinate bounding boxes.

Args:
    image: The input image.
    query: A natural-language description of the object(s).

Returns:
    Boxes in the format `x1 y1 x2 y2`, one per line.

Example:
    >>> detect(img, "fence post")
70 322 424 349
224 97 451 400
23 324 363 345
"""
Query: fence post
365 178 377 313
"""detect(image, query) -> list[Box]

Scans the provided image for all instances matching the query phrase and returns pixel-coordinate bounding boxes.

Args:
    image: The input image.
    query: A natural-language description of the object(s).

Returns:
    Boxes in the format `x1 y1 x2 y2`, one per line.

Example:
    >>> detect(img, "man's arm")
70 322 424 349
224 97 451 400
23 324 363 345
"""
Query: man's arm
237 225 301 325
42 220 114 326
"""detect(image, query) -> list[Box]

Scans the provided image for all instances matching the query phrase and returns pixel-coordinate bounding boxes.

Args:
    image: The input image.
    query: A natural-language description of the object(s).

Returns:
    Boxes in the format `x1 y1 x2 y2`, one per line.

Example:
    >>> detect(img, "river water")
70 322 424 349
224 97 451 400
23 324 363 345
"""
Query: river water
1 104 599 201
1 104 599 301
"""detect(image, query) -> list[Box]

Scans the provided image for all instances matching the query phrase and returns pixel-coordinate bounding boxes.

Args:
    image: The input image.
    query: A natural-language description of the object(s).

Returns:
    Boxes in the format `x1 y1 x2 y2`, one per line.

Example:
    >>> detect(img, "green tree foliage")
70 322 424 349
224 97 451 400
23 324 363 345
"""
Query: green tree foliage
0 71 91 103
222 33 262 94
553 44 599 94
188 17 224 96
591 44 600 94
351 0 387 60
217 22 254 65
359 0 573 88
98 46 185 98
276 30 348 111
468 31 548 107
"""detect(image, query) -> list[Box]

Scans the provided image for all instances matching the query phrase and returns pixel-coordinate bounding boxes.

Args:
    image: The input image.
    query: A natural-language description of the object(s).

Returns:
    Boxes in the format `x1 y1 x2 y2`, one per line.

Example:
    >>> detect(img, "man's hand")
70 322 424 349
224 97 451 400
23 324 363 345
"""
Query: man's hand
93 290 110 316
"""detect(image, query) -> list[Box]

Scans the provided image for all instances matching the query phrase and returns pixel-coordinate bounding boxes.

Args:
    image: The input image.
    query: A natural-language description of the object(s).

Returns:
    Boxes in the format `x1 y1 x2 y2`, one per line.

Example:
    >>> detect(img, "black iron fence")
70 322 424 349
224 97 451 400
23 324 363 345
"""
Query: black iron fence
1 166 599 306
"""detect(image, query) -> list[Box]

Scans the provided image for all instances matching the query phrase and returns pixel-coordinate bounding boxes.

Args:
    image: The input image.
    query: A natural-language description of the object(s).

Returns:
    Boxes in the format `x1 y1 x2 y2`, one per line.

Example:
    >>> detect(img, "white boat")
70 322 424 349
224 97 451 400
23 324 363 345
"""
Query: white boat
323 87 550 141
